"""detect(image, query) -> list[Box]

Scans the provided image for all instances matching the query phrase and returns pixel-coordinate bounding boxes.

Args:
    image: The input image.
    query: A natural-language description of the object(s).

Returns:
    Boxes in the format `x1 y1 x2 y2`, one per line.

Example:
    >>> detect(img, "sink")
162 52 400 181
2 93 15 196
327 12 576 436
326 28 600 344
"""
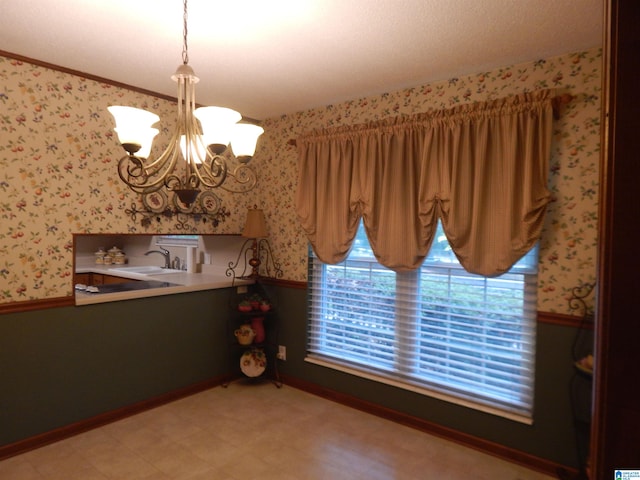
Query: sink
110 266 184 275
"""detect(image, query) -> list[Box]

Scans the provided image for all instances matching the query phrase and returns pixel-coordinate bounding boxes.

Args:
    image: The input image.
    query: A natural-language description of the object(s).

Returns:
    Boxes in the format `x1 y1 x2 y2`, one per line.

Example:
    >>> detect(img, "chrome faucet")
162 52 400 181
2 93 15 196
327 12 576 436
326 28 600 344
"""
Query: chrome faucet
144 247 171 268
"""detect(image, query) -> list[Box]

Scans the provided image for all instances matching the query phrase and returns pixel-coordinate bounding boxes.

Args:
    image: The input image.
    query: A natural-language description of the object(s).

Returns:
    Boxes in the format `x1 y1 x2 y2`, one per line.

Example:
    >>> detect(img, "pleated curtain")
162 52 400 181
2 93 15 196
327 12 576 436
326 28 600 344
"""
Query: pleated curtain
296 89 554 276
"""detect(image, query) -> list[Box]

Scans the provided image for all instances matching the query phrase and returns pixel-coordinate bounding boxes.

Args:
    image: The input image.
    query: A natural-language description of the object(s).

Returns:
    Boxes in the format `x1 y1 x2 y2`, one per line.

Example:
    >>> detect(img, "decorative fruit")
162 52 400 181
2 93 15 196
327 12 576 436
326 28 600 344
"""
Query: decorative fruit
249 293 262 310
259 301 271 312
238 300 252 313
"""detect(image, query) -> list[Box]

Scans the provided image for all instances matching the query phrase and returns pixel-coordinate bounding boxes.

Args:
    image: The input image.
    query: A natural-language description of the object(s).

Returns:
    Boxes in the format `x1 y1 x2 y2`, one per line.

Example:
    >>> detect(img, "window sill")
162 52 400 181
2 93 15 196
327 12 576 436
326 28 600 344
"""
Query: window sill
305 354 533 425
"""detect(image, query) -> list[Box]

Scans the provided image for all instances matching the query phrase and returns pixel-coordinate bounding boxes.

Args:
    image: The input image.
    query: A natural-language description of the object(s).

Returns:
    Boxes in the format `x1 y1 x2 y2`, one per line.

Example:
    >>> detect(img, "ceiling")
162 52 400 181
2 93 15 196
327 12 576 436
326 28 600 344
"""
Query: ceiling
1 0 604 120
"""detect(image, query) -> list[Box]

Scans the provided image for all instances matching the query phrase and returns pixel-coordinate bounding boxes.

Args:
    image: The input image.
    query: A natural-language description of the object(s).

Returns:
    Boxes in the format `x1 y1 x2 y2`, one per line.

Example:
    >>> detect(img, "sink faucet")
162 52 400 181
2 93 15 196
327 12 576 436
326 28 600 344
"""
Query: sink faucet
144 247 171 269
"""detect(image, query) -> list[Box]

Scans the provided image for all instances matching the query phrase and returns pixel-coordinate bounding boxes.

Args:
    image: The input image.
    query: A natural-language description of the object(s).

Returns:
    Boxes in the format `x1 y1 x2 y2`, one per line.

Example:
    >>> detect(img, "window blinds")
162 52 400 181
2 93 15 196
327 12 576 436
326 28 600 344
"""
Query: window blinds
307 249 537 420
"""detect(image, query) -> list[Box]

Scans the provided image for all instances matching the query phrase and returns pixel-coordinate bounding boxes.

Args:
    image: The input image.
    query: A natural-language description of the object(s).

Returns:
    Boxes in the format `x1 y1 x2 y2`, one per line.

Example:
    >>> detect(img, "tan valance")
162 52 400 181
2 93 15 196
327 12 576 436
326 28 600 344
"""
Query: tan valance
296 89 554 276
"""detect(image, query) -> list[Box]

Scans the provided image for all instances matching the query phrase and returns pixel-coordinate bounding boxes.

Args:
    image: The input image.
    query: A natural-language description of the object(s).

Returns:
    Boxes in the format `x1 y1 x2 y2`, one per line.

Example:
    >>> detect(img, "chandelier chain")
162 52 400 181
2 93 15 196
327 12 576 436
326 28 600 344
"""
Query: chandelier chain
181 0 189 65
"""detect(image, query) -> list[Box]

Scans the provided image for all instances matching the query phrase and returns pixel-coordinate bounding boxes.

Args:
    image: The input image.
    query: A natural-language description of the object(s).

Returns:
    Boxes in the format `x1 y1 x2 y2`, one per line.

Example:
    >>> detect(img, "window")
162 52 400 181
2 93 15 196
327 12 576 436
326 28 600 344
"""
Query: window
155 235 199 247
307 221 538 422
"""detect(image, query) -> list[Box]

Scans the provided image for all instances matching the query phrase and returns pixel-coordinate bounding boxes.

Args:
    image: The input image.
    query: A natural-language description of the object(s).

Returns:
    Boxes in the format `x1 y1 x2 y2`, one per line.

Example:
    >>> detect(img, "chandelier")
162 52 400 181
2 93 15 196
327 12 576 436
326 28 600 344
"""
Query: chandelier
107 0 264 207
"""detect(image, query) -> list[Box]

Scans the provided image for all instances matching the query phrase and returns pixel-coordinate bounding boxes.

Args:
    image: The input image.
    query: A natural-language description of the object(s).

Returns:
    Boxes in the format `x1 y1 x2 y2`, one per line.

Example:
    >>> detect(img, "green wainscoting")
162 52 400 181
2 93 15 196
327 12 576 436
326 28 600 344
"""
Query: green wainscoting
0 289 233 447
1 284 583 471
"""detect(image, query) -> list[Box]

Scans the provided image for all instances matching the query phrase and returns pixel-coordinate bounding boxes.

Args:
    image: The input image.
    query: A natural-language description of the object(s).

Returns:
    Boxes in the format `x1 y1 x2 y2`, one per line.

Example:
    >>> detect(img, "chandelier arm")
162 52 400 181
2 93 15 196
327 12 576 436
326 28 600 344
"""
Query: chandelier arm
116 153 174 194
135 76 191 194
119 128 183 193
196 154 228 188
180 86 213 191
117 154 146 184
144 129 182 173
215 163 258 193
185 87 229 189
117 157 163 195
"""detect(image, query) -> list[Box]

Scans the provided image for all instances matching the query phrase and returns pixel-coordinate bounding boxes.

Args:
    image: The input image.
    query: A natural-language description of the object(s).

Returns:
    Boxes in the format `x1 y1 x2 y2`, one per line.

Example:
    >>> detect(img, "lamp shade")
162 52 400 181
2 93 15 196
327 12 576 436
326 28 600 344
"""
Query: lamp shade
108 106 159 158
194 106 242 151
242 207 268 238
230 123 264 161
114 127 158 158
108 106 160 128
179 135 208 164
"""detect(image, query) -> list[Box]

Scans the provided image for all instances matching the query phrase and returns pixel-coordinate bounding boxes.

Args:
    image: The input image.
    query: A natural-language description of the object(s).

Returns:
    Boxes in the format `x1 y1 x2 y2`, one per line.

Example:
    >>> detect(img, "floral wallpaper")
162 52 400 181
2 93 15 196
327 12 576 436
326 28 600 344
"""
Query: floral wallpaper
0 47 601 314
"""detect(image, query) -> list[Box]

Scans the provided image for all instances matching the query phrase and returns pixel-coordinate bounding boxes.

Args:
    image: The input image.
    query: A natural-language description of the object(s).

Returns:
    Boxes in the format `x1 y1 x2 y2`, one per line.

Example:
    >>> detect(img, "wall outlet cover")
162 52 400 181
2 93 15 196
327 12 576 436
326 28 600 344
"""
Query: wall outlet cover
277 345 286 361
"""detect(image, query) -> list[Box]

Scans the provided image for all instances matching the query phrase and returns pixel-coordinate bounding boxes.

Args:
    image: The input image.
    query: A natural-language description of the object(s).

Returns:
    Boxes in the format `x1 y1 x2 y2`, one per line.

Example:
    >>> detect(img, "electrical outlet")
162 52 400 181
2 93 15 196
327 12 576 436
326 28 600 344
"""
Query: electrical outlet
237 285 248 294
277 345 286 361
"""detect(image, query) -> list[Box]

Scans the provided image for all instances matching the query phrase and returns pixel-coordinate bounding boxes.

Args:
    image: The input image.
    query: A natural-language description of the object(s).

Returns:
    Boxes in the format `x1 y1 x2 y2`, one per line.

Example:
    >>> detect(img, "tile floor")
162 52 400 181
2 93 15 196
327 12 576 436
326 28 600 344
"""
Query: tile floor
0 380 555 479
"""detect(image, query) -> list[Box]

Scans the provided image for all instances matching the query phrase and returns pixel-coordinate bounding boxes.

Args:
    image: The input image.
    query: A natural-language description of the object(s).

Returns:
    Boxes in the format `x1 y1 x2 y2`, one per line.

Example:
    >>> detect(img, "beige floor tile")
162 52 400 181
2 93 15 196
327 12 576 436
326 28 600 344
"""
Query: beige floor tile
150 448 213 479
178 432 240 467
0 456 44 480
29 449 97 479
39 465 110 480
92 455 160 479
218 449 273 478
0 381 555 479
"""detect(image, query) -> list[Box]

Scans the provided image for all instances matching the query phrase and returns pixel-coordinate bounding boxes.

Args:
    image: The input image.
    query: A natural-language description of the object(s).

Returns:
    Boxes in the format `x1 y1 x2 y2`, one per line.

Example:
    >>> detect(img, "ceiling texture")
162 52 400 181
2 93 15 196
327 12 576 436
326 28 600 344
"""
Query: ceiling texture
1 0 604 120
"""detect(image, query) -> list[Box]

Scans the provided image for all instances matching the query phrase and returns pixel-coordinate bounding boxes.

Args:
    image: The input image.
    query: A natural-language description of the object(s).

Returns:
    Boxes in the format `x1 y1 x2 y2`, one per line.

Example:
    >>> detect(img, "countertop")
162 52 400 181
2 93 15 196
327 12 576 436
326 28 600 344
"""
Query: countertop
75 263 253 306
